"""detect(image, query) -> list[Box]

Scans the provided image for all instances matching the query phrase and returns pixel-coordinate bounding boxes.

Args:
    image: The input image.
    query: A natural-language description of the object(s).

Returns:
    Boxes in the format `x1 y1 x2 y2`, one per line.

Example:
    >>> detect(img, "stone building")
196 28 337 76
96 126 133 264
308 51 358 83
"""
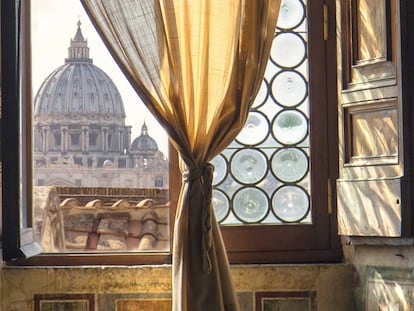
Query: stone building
33 22 168 189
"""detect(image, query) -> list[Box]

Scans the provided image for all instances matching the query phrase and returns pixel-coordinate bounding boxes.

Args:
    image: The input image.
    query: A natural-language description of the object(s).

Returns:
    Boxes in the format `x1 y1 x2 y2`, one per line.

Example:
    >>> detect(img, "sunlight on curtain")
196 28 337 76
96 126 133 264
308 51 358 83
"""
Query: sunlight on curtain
80 1 280 310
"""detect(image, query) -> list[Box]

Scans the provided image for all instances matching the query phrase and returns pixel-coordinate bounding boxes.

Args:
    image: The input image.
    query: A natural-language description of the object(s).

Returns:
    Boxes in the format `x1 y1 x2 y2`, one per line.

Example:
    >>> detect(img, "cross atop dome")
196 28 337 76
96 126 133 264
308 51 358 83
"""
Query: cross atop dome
73 20 85 42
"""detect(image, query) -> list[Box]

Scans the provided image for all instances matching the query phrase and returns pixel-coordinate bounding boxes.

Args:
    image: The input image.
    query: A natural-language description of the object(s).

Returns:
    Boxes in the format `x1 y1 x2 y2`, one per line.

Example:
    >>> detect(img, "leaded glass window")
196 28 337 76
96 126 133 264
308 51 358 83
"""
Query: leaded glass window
212 0 311 225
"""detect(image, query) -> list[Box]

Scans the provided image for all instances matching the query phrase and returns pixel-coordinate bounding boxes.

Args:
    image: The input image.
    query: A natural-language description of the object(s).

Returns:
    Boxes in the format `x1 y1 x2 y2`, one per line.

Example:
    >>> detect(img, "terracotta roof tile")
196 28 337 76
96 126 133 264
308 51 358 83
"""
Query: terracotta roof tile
34 186 170 252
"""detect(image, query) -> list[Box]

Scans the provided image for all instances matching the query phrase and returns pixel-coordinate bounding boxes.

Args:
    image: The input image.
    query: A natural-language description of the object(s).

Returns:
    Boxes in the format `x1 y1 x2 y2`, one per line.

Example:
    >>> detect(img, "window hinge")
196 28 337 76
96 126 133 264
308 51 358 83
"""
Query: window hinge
323 4 329 41
327 178 333 215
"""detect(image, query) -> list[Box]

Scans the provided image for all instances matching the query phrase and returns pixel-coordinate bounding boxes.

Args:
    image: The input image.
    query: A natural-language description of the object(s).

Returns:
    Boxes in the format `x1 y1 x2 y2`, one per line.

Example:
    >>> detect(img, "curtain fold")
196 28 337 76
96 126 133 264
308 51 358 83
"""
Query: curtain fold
80 1 280 310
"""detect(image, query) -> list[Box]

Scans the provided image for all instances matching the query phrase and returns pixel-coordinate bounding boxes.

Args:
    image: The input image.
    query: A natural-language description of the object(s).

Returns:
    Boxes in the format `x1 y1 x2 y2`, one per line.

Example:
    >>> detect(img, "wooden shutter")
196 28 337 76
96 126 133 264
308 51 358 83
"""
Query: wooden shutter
336 0 411 237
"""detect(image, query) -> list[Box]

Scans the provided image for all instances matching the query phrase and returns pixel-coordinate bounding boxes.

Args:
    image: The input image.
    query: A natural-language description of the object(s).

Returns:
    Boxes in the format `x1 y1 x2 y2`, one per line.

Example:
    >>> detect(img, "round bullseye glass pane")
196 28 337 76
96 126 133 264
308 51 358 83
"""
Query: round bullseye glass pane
233 188 268 223
231 149 267 184
236 112 269 145
272 71 307 107
272 186 309 222
272 110 307 145
252 79 269 108
210 154 228 185
272 148 308 182
271 33 306 68
277 0 305 29
212 189 230 222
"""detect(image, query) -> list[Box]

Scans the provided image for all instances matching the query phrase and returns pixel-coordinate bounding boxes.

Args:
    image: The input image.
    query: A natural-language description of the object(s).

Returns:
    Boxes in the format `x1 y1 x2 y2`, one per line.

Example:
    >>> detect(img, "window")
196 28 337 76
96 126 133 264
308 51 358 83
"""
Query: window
107 133 112 149
30 0 171 254
155 177 164 188
118 159 126 168
213 1 315 226
2 0 341 264
70 133 80 148
1 0 175 264
89 132 98 147
54 132 62 148
211 0 341 263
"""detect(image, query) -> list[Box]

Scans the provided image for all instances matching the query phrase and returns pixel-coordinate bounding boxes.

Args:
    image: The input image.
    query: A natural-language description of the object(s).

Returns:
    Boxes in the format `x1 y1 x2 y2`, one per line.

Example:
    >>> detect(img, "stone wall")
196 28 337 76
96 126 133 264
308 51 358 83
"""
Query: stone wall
0 264 352 311
1 185 354 310
344 243 414 310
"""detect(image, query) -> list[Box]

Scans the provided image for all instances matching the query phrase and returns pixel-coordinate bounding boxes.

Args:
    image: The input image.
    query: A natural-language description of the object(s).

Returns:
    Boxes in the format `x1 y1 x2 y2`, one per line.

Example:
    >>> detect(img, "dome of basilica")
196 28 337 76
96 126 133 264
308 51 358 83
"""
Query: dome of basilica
130 122 159 153
32 22 168 190
34 21 126 122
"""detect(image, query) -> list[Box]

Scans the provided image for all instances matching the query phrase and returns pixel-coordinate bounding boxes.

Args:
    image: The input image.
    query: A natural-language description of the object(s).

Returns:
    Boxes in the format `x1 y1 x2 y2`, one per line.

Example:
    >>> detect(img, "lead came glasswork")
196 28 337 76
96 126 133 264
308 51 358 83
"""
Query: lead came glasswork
212 189 230 223
272 185 310 222
272 148 308 182
212 0 311 226
231 149 267 184
252 80 269 109
271 33 306 68
233 188 269 223
277 0 306 29
272 110 308 145
210 154 227 186
272 71 307 107
235 112 269 146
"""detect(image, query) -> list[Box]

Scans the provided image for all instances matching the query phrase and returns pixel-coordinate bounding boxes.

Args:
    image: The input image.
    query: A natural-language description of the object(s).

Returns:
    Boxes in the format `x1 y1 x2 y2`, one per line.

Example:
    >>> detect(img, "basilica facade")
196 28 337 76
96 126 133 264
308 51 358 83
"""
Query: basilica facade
33 22 168 189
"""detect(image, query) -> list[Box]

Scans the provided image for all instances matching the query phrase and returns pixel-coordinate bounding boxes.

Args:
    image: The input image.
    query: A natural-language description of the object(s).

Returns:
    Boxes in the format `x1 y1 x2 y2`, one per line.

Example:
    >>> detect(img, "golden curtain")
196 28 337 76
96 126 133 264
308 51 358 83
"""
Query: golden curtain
81 1 280 310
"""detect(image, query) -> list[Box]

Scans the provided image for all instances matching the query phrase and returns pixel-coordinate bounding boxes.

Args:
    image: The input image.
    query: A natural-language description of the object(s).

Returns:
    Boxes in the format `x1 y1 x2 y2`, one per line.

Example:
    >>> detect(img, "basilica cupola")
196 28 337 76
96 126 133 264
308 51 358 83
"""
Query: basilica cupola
141 122 148 135
32 21 167 190
34 21 126 120
130 122 159 155
33 22 131 156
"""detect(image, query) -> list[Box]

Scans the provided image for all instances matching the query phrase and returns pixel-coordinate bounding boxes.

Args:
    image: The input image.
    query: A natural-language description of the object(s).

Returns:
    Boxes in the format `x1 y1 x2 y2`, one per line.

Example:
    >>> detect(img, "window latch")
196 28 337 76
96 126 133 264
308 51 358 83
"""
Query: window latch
323 4 329 41
327 178 333 215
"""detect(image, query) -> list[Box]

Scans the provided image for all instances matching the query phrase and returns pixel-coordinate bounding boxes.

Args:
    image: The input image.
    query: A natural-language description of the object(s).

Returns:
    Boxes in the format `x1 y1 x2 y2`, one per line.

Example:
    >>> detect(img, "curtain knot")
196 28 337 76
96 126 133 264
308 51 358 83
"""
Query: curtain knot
182 168 202 183
182 163 214 273
182 163 214 184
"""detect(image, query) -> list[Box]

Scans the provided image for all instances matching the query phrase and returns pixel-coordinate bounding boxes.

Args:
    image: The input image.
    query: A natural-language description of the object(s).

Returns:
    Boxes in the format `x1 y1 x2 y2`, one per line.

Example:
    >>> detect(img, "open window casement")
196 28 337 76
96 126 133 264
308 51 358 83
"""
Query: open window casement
336 0 412 238
1 0 43 259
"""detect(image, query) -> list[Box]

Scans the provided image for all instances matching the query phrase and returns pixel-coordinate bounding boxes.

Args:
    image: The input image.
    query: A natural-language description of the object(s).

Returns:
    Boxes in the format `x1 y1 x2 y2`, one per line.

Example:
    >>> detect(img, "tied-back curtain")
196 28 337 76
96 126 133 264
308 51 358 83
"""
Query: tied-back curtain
81 1 280 310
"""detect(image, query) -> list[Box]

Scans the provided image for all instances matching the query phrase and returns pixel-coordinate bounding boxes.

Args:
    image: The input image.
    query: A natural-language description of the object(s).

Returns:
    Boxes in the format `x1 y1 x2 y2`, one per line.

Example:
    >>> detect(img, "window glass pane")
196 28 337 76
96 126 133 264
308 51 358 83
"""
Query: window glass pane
31 0 170 253
213 0 311 225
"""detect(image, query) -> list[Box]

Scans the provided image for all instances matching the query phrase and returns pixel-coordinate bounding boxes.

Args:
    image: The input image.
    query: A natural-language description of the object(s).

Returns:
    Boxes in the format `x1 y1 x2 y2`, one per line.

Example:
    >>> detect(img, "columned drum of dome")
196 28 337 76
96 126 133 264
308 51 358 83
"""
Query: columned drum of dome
33 22 168 190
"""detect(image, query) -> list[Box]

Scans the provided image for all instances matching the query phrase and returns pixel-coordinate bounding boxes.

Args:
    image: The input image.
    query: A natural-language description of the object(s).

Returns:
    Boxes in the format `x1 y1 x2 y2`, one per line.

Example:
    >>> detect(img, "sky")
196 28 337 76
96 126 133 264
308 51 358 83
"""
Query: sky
31 0 169 156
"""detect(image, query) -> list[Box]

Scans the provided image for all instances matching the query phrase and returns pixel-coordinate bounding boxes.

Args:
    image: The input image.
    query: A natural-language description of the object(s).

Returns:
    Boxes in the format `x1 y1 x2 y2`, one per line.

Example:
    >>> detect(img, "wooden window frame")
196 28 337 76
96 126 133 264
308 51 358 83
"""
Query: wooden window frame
2 0 342 266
